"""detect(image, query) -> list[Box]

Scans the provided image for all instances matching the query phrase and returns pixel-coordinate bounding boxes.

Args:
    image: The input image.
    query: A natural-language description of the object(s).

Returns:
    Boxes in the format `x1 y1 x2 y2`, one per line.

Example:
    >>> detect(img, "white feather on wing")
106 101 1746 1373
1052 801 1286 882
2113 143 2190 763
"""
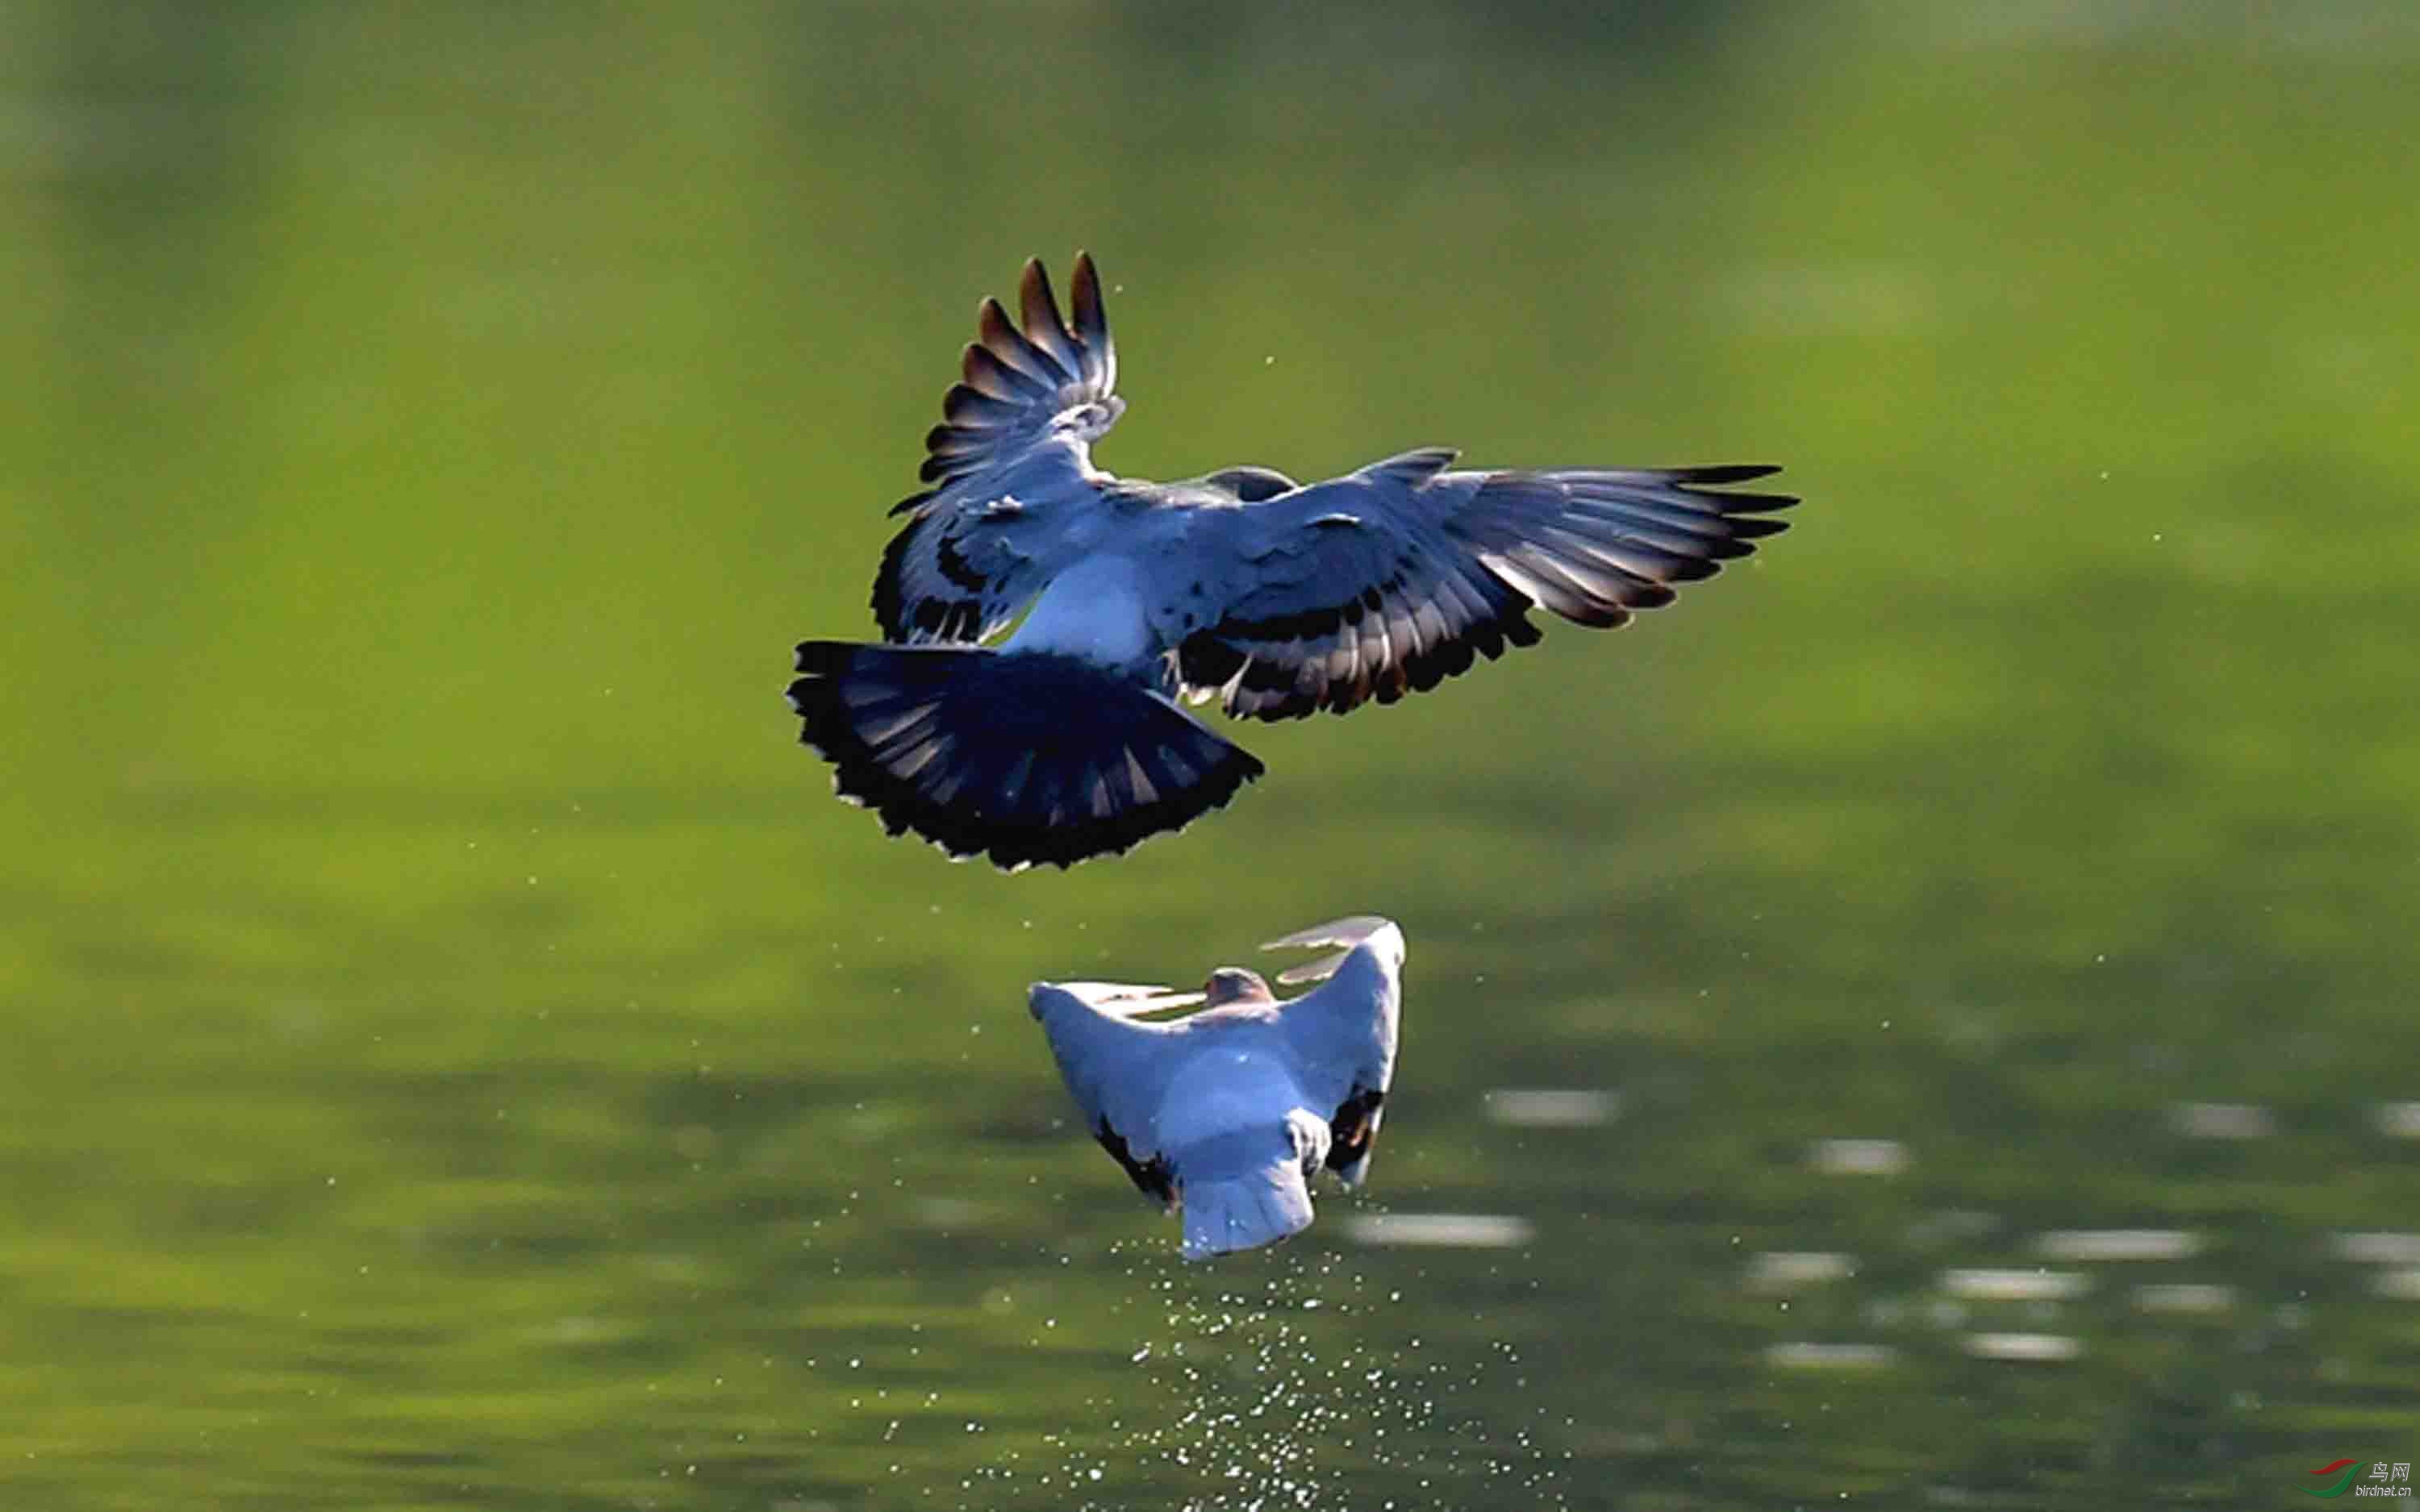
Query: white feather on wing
1026 981 1187 1202
1264 918 1404 1187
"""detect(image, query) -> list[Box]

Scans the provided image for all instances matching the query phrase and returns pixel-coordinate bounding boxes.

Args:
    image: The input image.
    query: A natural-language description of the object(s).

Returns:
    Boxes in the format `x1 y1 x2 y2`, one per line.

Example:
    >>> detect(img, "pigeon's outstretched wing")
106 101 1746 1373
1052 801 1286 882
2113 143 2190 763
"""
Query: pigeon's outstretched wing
1262 914 1400 987
1162 452 1794 719
1047 982 1208 1015
874 254 1126 644
1267 918 1405 1186
1028 981 1187 1206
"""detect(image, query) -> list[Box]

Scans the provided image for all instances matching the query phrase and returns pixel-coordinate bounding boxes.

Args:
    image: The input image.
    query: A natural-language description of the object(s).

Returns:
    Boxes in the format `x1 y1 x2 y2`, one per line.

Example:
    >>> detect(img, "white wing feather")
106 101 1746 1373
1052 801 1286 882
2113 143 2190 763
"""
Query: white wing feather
1027 981 1188 1169
1273 919 1404 1177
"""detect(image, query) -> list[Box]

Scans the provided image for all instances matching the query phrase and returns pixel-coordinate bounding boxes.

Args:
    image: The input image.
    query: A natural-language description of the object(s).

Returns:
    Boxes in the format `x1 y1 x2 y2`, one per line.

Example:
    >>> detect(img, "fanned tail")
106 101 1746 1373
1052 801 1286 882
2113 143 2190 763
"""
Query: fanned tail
1179 1164 1317 1260
787 643 1263 870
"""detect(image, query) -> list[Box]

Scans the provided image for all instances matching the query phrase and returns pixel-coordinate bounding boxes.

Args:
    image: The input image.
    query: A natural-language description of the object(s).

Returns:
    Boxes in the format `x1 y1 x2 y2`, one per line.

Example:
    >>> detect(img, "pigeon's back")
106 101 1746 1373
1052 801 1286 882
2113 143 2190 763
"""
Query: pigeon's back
1154 1014 1304 1152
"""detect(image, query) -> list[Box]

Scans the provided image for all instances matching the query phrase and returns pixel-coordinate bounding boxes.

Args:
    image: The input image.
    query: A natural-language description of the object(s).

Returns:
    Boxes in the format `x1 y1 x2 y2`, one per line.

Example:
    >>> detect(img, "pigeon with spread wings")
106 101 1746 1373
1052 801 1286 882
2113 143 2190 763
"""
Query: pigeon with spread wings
788 254 1795 869
1028 916 1404 1260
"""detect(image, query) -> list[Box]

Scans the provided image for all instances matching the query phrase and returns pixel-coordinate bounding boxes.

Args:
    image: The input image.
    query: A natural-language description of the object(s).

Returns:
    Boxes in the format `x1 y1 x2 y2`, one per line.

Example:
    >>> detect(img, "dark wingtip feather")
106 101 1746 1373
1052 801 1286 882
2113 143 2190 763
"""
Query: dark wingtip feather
1095 1122 1177 1208
1019 257 1066 342
1671 463 1797 519
1016 257 1089 381
974 301 1054 386
793 639 850 676
1675 463 1784 484
1070 251 1109 350
1700 490 1800 514
869 517 916 636
942 382 1015 426
915 257 1121 495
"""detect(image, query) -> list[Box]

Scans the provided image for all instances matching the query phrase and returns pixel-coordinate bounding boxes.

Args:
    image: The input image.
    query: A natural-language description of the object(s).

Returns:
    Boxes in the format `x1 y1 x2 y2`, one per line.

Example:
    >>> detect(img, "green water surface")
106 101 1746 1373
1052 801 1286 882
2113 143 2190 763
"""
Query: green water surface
3 4 2416 1508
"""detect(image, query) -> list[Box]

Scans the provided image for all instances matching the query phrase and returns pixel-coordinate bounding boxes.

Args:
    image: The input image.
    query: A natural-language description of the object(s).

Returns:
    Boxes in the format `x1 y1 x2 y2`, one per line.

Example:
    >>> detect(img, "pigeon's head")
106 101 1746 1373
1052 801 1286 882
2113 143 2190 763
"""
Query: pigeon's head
1201 967 1275 1006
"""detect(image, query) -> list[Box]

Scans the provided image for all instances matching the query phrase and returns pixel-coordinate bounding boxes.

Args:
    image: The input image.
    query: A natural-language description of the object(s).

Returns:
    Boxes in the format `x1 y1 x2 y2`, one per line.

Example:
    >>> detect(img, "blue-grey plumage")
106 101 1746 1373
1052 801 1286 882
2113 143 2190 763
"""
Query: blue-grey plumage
789 254 1795 868
1028 917 1405 1261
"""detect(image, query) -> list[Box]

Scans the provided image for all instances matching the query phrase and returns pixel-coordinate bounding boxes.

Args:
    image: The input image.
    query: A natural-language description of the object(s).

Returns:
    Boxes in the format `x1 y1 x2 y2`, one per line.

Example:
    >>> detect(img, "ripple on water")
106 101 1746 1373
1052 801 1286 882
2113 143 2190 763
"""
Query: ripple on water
1963 1332 2083 1362
2376 1270 2420 1301
2328 1231 2420 1265
1938 1268 2091 1302
2376 1102 2420 1139
1743 1252 1857 1293
2131 1283 2236 1314
1344 1214 1535 1249
1808 1137 1909 1176
2034 1228 2202 1262
2167 1101 2276 1139
1765 1341 1898 1370
1483 1089 1620 1127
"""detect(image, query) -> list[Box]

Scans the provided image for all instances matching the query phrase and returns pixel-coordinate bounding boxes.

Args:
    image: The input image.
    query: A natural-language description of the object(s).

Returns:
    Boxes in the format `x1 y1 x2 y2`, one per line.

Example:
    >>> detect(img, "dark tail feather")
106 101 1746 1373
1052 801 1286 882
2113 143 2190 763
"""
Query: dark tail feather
787 643 1265 870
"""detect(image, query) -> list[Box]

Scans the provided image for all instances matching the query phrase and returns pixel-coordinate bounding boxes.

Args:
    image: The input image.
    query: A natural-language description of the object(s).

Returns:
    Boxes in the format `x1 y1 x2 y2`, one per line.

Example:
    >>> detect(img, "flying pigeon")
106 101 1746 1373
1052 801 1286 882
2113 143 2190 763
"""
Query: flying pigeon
789 254 1794 869
1028 915 1405 1260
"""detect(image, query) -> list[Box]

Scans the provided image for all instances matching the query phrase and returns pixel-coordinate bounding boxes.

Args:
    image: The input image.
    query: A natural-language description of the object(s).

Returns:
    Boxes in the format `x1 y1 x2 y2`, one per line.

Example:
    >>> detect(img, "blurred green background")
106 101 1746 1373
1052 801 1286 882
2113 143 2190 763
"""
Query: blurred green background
4 2 2417 1508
